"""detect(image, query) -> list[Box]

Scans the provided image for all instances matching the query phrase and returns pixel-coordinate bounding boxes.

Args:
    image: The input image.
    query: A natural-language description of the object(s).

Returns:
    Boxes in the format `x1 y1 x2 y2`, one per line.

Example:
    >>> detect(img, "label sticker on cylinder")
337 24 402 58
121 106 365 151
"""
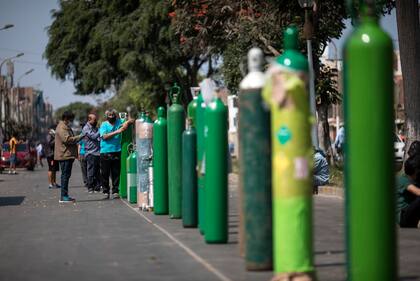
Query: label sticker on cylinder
276 125 292 145
294 157 309 179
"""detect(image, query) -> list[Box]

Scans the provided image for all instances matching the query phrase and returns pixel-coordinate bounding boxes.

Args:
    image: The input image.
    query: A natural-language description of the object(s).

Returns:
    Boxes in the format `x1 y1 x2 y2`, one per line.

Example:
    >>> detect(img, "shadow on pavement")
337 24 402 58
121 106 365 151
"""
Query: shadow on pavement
76 198 113 203
400 277 420 281
0 196 25 206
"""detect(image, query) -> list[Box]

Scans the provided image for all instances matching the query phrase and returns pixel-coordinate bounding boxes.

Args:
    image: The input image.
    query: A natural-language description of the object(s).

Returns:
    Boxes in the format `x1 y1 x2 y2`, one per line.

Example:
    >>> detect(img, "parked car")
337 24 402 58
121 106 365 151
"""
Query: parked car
0 143 36 171
394 133 405 162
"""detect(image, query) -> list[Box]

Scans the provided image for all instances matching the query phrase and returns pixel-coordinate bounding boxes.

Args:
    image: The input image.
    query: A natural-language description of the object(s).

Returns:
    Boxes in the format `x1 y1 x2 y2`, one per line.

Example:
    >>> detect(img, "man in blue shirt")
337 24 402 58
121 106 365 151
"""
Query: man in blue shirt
82 114 101 193
99 109 133 199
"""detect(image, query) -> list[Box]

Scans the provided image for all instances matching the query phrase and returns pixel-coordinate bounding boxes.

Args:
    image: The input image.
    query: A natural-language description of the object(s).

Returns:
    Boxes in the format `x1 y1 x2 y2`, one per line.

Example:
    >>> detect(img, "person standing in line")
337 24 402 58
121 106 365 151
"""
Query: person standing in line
45 125 60 189
99 109 133 199
8 134 18 174
78 130 88 189
54 111 84 203
82 113 102 193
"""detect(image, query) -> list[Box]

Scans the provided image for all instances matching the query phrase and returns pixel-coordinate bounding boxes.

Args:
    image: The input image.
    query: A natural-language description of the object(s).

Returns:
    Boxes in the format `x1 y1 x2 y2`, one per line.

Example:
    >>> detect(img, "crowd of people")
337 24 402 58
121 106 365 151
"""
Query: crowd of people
50 110 133 203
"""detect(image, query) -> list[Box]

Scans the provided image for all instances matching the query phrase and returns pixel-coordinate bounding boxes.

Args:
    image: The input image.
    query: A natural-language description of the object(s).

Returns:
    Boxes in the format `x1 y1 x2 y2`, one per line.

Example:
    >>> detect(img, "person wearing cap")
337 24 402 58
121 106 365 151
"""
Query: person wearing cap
99 109 134 199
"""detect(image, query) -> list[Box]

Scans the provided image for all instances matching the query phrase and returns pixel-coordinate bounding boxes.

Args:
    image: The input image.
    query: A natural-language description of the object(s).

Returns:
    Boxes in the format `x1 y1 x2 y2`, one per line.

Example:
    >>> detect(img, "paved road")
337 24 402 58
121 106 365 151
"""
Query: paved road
0 163 419 281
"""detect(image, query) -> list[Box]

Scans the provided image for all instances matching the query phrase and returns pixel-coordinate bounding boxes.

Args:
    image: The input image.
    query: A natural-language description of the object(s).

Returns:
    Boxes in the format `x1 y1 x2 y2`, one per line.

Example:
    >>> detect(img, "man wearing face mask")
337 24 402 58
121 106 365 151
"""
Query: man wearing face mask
54 111 84 203
82 113 101 193
99 109 134 199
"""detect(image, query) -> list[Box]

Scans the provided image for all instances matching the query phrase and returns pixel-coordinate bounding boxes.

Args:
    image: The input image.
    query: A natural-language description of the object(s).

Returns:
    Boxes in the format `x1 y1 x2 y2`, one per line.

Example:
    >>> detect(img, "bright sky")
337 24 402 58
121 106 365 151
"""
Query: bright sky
0 0 401 111
0 0 99 110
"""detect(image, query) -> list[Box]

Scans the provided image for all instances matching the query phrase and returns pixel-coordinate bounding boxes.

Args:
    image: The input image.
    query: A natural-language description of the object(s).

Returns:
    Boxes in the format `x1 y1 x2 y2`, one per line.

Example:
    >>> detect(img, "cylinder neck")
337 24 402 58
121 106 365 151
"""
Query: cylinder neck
157 106 165 118
248 47 264 73
186 118 193 129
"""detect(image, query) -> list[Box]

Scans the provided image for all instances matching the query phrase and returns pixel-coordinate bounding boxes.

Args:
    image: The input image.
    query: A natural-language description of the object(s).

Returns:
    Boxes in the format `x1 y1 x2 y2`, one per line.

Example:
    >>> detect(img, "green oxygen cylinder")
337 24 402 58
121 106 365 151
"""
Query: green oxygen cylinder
119 120 133 199
239 47 272 271
204 96 228 244
137 112 153 211
188 96 198 127
153 107 168 215
343 5 396 281
262 26 314 280
196 93 206 234
167 83 185 219
182 118 198 227
127 148 137 204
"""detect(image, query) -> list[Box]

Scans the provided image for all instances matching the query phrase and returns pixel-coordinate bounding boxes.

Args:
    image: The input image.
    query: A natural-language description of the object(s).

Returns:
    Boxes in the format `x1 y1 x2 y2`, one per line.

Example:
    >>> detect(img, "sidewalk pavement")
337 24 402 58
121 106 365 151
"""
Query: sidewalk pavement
0 163 419 281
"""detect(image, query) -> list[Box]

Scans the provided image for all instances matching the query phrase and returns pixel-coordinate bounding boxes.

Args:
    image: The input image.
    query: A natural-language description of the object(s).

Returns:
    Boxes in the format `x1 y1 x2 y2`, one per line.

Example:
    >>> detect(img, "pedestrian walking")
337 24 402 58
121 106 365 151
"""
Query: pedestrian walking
54 111 84 203
36 142 44 167
9 134 18 174
99 109 133 199
82 113 101 193
45 125 60 189
78 134 88 188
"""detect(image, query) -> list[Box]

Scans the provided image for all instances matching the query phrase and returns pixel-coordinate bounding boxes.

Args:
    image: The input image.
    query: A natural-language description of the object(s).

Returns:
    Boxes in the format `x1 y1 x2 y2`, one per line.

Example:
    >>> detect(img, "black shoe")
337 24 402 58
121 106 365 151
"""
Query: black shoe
88 189 94 194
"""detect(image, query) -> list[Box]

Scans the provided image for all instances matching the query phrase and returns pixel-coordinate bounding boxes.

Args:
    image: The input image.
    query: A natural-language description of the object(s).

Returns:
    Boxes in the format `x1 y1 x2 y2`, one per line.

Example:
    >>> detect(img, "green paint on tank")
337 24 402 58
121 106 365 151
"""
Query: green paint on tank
127 150 137 204
182 122 198 227
262 26 314 276
239 89 272 270
168 84 185 219
239 47 272 271
188 96 198 127
204 97 228 243
343 14 396 281
153 107 168 215
196 93 206 234
119 122 132 198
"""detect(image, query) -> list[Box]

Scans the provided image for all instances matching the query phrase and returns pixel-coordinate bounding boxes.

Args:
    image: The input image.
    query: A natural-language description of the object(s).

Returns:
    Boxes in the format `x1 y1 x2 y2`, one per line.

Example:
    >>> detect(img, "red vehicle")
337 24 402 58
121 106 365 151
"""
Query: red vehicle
1 143 36 171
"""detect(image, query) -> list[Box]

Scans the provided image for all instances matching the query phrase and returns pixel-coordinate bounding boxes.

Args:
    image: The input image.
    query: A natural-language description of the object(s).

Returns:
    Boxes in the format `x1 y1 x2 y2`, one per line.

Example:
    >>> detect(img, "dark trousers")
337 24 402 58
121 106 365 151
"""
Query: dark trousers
86 154 101 191
400 197 420 228
100 152 121 194
59 159 74 199
80 155 88 187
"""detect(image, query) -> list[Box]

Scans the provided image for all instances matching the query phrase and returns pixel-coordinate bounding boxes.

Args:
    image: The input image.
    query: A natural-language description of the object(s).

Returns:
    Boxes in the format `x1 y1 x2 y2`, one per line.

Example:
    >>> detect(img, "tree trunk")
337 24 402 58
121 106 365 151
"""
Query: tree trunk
317 102 333 158
396 0 420 145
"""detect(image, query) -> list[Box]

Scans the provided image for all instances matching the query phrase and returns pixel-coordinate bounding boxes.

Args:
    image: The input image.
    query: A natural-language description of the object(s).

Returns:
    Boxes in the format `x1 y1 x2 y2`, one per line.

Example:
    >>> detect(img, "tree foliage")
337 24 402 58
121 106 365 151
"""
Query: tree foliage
54 102 94 123
172 0 394 94
46 0 394 117
45 0 198 105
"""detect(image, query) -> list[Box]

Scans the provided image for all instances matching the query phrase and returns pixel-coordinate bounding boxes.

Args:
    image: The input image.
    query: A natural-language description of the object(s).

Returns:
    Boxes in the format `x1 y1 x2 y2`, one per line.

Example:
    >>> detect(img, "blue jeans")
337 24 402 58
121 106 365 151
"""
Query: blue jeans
86 154 101 191
59 159 74 199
